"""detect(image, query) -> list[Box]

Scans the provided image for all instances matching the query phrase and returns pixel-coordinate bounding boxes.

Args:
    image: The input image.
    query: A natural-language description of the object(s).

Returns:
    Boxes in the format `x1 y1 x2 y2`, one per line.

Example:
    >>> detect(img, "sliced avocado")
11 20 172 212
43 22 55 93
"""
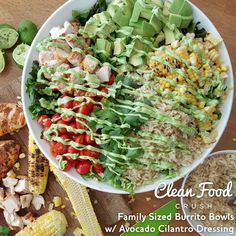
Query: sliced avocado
150 13 163 33
112 10 132 27
117 64 133 73
97 22 117 38
95 38 113 61
179 1 192 16
163 0 171 16
169 0 184 14
174 28 183 40
129 53 145 67
107 4 118 17
150 0 164 8
114 38 125 55
131 19 156 37
180 15 193 28
154 31 165 47
116 26 134 38
130 0 154 23
169 13 182 27
163 26 176 45
98 11 112 22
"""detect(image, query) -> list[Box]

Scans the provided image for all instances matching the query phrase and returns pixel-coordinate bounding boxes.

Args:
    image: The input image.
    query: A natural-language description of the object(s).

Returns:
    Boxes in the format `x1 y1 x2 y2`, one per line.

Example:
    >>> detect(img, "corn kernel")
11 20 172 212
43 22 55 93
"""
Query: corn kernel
52 196 62 208
7 169 16 178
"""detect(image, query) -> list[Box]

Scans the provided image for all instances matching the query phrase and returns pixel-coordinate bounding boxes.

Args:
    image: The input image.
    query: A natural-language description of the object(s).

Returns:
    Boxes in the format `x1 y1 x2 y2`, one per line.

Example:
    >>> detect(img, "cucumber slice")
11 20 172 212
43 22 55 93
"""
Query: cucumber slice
12 43 30 69
0 50 5 73
0 28 19 49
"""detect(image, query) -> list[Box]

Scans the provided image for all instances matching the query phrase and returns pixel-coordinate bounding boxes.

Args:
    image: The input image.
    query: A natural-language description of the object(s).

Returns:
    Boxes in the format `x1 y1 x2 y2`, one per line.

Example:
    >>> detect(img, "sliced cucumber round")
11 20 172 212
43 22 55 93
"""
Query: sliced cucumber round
0 50 5 73
12 43 30 69
0 28 19 49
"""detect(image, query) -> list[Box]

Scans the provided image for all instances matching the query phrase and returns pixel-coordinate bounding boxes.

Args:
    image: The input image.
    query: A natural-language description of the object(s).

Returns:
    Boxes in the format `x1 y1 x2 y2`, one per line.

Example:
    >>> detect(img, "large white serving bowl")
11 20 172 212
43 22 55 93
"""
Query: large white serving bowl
181 150 236 236
21 0 234 194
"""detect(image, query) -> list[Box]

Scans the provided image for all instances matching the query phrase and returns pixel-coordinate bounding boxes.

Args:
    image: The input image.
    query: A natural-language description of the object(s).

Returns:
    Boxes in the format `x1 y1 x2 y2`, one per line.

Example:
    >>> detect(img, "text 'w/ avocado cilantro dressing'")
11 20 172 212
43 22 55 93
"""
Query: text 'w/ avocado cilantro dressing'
26 0 228 192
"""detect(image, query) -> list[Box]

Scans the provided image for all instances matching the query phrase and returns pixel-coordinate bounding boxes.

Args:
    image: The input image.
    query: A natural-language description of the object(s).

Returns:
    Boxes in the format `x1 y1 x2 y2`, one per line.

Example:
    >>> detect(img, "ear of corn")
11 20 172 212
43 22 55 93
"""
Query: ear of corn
28 134 49 194
15 210 68 236
51 165 103 236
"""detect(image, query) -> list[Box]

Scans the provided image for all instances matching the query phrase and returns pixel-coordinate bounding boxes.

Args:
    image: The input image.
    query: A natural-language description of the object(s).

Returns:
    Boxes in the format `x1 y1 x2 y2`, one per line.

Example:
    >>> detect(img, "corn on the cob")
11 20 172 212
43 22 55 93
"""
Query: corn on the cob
51 165 103 236
16 210 68 236
28 134 49 194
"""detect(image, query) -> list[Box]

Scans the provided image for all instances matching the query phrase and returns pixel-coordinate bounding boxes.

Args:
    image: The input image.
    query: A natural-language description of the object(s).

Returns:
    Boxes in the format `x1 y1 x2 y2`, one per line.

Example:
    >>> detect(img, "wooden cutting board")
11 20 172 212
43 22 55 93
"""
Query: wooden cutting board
0 0 236 235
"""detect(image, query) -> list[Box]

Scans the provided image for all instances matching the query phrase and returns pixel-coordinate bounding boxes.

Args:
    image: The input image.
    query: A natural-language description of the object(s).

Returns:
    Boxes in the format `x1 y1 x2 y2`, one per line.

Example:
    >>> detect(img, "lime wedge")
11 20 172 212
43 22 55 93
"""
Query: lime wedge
0 23 15 30
0 50 5 73
0 28 19 49
18 20 38 45
12 43 30 69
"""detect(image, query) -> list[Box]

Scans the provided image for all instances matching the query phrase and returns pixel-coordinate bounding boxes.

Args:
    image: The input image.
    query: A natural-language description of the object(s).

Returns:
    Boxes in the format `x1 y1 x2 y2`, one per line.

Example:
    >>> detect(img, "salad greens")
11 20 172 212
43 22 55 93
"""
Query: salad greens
0 226 10 236
26 61 60 119
72 0 107 26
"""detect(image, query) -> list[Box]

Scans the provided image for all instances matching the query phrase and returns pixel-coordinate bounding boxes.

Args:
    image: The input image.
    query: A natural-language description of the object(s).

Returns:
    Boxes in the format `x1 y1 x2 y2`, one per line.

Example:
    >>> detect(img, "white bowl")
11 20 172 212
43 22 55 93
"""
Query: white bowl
21 0 234 194
181 150 236 236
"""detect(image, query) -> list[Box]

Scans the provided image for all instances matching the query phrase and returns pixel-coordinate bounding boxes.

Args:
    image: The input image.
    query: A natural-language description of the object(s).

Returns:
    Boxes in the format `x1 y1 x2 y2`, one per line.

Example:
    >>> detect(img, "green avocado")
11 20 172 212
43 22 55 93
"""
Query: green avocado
149 13 163 33
163 26 175 45
129 53 145 67
114 38 125 55
95 38 113 61
131 19 156 37
116 26 134 38
169 13 182 27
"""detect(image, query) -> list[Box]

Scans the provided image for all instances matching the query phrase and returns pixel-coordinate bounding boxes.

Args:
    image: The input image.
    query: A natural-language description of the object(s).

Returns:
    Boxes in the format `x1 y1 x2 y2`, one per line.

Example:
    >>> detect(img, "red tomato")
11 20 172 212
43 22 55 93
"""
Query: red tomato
63 161 73 172
85 134 96 145
37 115 49 125
62 115 74 123
76 160 91 174
60 99 74 109
75 120 87 130
68 146 80 154
50 142 58 157
93 164 105 173
64 156 76 167
99 87 108 94
56 119 68 135
107 74 116 85
60 134 70 140
55 142 68 155
43 118 53 128
52 113 60 120
75 134 86 145
77 103 94 115
80 150 100 159
73 100 80 108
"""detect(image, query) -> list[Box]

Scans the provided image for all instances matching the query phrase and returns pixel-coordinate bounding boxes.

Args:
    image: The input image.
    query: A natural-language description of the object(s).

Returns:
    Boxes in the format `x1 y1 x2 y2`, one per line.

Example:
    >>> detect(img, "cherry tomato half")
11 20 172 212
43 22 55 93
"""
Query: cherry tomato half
60 99 74 109
68 146 80 154
62 115 74 123
76 160 91 174
77 103 94 115
85 134 96 145
107 74 116 85
43 118 53 128
63 160 73 172
37 115 49 126
55 142 68 155
75 134 86 145
80 150 100 159
52 113 60 120
93 164 105 173
56 119 68 135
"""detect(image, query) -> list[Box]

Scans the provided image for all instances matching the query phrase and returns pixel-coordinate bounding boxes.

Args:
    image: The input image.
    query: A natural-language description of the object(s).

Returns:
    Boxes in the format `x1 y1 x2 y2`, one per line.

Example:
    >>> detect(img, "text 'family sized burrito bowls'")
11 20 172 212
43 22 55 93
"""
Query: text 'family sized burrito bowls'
21 0 234 194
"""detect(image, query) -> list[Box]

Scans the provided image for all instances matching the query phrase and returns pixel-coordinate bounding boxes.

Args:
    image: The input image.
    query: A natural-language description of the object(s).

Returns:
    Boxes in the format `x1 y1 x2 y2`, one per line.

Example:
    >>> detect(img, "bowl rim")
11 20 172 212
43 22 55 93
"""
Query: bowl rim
21 0 234 194
180 150 236 236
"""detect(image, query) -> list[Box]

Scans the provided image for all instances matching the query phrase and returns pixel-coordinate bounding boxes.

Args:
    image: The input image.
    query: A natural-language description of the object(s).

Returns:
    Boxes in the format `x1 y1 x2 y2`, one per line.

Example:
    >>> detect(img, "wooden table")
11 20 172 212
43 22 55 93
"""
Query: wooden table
0 0 235 235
